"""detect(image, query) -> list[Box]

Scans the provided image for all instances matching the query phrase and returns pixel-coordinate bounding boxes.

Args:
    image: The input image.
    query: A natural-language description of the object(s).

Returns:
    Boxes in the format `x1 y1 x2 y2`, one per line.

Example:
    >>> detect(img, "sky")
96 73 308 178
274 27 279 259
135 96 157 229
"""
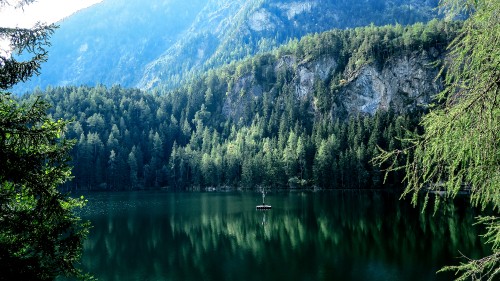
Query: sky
0 0 103 27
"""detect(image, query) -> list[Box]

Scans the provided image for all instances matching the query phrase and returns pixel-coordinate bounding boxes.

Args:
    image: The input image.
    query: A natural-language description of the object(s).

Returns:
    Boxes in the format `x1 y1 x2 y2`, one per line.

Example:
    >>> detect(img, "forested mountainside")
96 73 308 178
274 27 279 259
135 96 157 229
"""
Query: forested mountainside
30 21 459 190
14 0 440 94
39 85 416 190
139 0 441 90
13 0 209 93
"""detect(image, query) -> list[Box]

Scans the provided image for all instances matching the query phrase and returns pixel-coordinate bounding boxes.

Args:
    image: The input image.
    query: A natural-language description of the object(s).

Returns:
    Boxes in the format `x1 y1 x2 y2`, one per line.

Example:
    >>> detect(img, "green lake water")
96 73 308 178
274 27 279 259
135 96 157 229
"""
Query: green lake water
76 191 487 281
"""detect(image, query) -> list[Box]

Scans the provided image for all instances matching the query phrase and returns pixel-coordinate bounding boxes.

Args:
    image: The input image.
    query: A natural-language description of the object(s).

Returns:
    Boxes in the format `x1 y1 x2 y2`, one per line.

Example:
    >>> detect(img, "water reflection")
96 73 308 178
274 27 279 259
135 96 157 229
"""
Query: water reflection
78 191 487 281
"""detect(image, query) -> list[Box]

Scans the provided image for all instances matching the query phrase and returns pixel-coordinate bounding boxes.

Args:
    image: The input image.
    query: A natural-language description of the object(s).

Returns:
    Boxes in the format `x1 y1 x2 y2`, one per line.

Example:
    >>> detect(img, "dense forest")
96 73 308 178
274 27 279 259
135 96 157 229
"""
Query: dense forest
2 0 498 279
36 86 415 190
30 20 459 191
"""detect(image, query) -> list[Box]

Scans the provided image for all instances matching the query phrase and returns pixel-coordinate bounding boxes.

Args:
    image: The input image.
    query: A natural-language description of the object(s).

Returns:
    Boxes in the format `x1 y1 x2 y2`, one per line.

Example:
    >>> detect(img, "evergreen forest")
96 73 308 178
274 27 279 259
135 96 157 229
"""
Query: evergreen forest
29 20 460 191
2 0 500 280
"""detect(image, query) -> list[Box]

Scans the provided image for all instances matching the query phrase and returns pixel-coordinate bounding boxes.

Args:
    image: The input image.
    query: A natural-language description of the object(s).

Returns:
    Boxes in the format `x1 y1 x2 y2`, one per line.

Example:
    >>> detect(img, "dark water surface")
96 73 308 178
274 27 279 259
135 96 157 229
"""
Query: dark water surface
75 191 487 281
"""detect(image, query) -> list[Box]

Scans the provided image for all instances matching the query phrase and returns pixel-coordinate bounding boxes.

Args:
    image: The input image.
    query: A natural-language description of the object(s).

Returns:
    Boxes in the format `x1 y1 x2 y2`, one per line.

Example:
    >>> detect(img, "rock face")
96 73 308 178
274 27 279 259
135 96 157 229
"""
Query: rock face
341 50 442 115
296 56 338 99
272 1 317 20
248 9 277 32
222 74 264 119
222 49 442 121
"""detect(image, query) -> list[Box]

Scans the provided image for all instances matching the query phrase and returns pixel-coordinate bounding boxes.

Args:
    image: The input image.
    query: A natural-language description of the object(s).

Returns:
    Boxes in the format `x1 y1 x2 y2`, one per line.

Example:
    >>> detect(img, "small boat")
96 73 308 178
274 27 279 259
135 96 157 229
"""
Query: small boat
256 189 271 210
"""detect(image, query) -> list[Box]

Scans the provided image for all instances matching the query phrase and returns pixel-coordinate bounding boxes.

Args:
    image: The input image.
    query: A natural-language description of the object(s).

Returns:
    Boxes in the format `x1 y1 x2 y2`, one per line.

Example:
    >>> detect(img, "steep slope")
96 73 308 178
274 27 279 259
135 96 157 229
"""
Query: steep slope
14 0 440 94
140 0 441 89
186 20 457 123
222 49 441 121
14 0 208 93
32 20 459 190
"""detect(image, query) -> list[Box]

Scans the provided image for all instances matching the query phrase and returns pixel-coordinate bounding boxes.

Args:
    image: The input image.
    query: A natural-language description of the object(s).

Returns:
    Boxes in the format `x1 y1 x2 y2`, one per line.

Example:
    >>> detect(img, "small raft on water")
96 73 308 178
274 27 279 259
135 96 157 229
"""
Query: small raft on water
256 189 271 210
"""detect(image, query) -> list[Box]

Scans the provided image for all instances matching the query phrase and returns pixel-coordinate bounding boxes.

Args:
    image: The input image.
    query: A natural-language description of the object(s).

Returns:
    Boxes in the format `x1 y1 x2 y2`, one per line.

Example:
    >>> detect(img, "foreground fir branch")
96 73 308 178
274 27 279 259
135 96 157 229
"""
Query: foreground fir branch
375 0 499 280
438 216 500 281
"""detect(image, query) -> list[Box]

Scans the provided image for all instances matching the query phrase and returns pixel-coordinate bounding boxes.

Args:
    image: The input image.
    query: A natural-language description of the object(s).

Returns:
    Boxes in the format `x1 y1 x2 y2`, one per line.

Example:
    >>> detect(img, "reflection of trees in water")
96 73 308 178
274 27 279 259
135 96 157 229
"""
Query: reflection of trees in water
81 192 487 281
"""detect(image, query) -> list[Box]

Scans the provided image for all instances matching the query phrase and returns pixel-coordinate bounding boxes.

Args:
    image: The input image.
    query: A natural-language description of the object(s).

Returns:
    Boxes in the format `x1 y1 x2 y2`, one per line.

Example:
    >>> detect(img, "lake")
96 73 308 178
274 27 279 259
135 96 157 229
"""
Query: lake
75 191 487 281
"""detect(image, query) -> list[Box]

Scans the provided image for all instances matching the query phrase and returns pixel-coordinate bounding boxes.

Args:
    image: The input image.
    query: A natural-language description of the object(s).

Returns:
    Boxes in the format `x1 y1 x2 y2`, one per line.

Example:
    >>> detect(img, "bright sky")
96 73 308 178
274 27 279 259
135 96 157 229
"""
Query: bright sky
0 0 103 27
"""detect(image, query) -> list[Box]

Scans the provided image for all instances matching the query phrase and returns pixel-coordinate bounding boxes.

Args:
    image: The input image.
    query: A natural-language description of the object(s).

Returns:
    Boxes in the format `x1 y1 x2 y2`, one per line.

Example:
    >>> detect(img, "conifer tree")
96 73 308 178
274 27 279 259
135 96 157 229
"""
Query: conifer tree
0 1 89 279
376 0 500 279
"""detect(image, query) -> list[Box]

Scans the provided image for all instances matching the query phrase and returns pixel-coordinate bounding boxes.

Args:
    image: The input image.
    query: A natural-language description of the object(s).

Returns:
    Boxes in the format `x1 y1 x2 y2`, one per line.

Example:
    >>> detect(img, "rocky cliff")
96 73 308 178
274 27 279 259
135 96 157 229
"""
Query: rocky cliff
338 50 442 116
221 48 443 121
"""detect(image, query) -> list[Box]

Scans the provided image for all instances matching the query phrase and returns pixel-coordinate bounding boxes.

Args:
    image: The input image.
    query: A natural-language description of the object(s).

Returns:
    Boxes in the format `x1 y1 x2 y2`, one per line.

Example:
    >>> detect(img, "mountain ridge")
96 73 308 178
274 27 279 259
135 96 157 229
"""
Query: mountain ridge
14 0 440 94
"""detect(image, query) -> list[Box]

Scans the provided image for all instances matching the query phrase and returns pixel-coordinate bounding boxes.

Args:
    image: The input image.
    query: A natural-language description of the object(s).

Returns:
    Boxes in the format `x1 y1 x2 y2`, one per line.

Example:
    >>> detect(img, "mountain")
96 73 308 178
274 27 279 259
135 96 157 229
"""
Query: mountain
14 0 440 94
14 0 209 92
140 0 441 90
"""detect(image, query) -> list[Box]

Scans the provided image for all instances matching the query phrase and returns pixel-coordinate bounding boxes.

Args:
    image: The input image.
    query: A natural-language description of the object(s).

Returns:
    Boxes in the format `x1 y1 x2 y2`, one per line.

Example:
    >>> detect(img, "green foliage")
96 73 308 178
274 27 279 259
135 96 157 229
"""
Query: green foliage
37 84 421 190
0 24 55 89
0 1 90 279
29 20 459 191
375 0 500 279
0 95 90 280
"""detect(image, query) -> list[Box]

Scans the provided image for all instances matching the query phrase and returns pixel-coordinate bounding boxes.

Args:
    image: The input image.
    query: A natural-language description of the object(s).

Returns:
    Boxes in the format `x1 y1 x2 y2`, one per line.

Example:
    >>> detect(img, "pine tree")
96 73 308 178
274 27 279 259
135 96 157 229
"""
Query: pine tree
128 146 139 189
108 150 117 190
0 1 89 278
313 139 333 188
